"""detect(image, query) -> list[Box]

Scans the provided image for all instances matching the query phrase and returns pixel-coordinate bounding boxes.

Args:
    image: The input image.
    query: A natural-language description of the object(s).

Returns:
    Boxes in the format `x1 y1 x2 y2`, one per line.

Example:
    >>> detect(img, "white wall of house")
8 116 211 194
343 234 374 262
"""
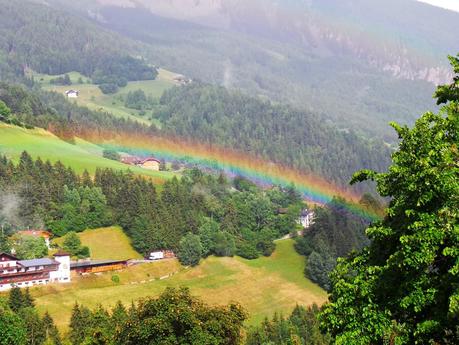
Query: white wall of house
0 278 52 291
50 255 71 283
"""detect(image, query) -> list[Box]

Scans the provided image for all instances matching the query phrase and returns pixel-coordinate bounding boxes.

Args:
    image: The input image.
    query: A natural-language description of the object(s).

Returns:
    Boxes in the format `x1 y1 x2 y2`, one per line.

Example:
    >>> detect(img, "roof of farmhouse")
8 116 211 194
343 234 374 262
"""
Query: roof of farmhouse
70 259 128 269
19 258 58 267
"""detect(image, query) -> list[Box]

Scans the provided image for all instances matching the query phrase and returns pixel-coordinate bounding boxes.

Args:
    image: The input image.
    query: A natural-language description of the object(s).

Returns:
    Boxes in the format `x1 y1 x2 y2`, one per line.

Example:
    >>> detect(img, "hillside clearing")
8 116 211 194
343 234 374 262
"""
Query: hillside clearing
31 239 326 331
0 123 175 182
38 69 177 126
54 227 143 261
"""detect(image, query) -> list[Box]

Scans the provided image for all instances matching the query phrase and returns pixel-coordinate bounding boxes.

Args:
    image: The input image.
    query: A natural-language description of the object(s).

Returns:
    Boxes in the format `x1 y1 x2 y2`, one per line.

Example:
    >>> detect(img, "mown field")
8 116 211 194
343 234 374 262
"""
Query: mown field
53 227 143 261
36 69 177 126
0 123 175 182
31 239 326 332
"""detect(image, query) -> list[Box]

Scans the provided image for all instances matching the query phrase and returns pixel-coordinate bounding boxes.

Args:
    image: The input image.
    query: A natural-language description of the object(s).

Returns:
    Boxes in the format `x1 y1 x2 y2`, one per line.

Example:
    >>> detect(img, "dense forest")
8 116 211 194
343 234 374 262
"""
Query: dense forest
155 83 392 187
0 287 246 345
0 152 303 262
246 304 331 345
0 1 157 85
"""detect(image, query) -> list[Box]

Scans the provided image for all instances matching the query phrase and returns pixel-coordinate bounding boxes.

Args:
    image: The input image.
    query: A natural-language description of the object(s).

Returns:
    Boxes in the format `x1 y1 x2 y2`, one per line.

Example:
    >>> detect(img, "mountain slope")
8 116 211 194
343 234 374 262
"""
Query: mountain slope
0 0 153 79
43 0 447 140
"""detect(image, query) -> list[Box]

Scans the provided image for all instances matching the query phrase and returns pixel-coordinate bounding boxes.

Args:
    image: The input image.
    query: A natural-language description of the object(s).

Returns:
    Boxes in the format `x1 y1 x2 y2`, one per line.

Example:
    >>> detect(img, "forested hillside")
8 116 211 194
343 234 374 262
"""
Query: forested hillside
0 152 302 262
155 83 392 187
0 80 391 190
0 1 156 84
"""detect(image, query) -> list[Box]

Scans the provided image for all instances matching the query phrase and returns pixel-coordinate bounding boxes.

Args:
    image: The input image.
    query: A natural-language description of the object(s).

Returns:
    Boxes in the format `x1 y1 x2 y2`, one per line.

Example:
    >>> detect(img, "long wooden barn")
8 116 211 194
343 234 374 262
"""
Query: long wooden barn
70 259 128 274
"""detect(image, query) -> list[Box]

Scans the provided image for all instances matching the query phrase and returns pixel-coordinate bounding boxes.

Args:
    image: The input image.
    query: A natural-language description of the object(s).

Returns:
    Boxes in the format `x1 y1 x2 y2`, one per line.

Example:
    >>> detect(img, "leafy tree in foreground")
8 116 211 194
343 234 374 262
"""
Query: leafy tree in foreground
116 287 246 345
320 55 459 344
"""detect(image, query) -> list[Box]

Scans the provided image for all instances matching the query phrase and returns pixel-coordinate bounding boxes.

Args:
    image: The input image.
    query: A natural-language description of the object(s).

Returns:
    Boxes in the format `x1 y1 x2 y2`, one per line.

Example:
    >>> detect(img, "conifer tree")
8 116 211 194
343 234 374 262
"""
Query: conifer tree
23 287 35 308
42 312 61 345
8 287 24 312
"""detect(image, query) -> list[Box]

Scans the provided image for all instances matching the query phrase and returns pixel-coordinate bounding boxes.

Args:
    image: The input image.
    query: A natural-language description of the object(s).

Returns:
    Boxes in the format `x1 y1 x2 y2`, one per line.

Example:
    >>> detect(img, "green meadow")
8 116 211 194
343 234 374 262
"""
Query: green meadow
0 123 175 182
35 69 177 126
54 227 143 261
32 239 326 331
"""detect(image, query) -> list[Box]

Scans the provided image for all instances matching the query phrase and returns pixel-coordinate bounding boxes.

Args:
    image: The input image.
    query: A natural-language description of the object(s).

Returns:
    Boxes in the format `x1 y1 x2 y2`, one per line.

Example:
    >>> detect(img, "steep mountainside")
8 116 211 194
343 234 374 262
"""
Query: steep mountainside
41 0 451 140
51 0 459 84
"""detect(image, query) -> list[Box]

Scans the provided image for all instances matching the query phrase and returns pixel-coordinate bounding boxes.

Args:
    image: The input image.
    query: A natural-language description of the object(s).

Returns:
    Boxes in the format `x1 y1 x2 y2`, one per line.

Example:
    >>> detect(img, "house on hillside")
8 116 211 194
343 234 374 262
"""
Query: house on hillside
121 156 141 165
298 209 314 229
65 90 79 98
173 74 192 86
139 158 161 171
17 230 52 249
0 251 71 291
121 155 161 171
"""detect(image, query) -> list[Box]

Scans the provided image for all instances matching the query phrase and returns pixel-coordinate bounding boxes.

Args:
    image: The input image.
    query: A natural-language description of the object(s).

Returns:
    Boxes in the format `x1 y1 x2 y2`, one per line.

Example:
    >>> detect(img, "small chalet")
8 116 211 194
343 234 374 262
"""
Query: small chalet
173 74 192 85
121 156 141 165
17 230 52 249
139 158 161 171
121 156 161 171
0 251 71 291
298 209 314 229
65 90 79 98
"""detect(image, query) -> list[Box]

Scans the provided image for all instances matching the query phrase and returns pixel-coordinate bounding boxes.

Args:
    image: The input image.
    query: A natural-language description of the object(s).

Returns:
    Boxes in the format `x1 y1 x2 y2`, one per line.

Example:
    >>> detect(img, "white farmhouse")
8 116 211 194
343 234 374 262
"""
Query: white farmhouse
298 209 314 229
0 251 71 291
65 90 79 98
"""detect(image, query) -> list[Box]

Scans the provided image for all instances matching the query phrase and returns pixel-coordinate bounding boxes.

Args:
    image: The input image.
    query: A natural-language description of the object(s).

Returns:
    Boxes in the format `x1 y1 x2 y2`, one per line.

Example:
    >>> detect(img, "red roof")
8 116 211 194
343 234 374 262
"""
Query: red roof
121 156 141 165
0 252 19 261
18 230 52 238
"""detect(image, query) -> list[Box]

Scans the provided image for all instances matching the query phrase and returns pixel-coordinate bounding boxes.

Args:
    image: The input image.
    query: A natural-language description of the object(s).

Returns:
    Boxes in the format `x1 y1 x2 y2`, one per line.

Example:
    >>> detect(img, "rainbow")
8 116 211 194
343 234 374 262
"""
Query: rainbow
90 130 381 221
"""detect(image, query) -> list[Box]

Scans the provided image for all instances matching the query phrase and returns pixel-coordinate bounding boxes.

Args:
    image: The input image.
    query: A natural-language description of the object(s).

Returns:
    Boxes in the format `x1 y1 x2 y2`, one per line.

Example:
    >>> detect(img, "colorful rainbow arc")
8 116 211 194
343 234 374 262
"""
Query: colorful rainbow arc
94 131 380 221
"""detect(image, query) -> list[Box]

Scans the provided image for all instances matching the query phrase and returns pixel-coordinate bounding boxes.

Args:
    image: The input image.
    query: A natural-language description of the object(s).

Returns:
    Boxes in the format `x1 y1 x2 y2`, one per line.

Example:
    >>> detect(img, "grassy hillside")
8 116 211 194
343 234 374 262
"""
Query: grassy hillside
36 69 176 125
32 240 326 330
0 123 175 182
54 227 143 261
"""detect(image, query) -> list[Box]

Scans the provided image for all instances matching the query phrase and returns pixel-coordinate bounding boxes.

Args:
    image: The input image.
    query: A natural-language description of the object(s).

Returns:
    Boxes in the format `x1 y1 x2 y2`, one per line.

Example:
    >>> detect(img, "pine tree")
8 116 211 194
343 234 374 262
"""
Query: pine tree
42 312 62 345
8 287 24 312
23 287 35 308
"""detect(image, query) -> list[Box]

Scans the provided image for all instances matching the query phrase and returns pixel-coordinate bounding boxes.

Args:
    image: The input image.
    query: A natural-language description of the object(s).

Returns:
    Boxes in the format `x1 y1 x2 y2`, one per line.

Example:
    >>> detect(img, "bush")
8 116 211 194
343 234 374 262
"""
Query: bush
102 149 121 161
236 242 259 259
111 275 120 284
0 100 11 119
99 83 119 94
50 74 72 86
177 233 202 266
